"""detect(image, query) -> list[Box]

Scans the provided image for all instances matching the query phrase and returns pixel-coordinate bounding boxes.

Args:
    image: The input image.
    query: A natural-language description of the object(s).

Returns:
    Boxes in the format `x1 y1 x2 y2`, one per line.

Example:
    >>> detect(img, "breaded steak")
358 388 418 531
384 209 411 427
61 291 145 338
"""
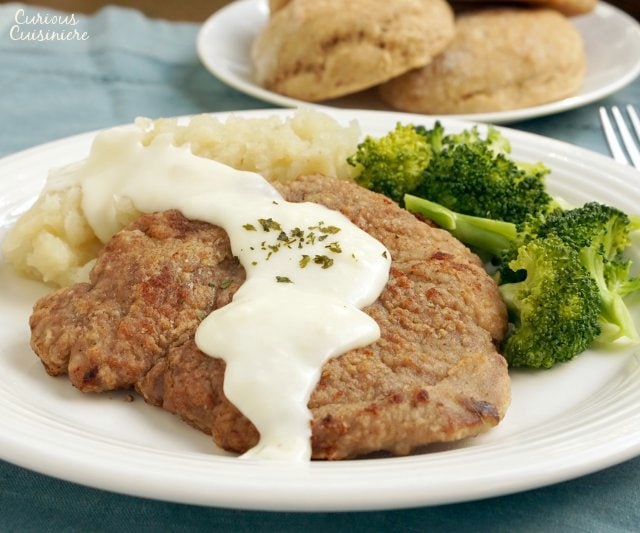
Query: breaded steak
30 175 510 459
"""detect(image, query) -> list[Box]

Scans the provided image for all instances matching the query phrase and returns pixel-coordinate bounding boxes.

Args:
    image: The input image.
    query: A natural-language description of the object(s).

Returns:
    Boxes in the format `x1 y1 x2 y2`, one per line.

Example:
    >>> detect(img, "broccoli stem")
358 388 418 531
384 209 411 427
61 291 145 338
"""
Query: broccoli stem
497 282 520 314
404 194 517 257
630 214 640 232
580 247 640 345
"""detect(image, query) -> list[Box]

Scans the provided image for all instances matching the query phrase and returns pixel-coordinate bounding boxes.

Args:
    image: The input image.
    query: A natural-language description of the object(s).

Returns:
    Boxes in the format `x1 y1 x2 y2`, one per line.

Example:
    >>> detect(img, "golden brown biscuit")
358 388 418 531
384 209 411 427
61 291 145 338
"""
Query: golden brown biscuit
452 0 597 16
268 0 290 13
378 8 586 115
252 0 455 102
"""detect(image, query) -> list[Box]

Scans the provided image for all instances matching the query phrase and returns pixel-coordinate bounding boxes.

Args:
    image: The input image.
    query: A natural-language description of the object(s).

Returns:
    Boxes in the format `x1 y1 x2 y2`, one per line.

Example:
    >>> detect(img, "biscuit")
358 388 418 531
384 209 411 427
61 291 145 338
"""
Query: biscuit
268 0 290 13
451 0 597 16
251 0 455 102
378 8 586 115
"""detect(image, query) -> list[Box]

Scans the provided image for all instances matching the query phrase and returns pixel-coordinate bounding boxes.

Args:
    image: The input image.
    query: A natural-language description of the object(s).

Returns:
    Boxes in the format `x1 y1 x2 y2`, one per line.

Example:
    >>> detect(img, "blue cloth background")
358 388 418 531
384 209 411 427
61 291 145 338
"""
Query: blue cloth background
1 3 639 531
0 2 271 157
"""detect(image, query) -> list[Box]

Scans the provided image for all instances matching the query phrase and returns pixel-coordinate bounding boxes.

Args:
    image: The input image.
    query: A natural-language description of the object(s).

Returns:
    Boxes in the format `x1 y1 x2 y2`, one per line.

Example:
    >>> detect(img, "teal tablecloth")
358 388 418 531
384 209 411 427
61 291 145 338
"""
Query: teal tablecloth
1 3 639 531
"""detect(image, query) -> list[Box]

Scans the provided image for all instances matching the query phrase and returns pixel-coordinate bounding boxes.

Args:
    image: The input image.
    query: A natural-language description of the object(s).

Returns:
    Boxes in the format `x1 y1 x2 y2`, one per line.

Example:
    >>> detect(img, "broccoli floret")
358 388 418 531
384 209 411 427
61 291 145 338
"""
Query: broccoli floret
404 194 640 367
347 123 434 204
415 135 552 225
499 236 601 368
526 202 640 344
347 122 553 221
439 123 510 156
526 202 631 255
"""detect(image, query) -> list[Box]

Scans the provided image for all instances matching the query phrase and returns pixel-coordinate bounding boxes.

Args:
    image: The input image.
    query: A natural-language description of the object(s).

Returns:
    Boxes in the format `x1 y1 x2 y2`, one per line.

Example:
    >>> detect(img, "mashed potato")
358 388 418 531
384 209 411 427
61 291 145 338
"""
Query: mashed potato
2 109 361 287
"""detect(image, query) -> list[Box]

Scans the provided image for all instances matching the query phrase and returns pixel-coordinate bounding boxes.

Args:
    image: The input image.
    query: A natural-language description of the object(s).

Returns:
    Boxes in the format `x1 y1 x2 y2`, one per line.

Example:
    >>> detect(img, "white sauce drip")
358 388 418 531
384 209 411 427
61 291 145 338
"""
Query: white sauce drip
47 126 391 461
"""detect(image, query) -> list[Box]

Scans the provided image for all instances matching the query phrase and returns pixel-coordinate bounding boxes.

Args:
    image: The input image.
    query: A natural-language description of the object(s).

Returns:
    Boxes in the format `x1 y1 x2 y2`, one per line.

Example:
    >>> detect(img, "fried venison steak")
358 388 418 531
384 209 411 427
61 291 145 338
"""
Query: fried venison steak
30 175 510 459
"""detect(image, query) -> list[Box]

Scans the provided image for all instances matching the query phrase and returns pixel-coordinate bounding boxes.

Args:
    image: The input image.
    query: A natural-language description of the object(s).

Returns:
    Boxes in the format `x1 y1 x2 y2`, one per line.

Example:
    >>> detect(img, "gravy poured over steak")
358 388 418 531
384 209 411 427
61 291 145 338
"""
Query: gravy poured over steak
30 175 510 459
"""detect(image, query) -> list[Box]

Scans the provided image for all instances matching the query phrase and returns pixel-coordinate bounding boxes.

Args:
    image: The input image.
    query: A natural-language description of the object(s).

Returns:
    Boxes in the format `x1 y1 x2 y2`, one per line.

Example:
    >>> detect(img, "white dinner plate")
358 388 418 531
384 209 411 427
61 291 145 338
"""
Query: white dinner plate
197 0 640 124
1 109 640 512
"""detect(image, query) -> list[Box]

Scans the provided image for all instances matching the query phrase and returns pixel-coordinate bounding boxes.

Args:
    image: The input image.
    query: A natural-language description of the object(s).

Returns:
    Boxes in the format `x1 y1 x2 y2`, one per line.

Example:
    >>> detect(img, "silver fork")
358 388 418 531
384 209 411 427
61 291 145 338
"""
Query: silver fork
599 105 640 169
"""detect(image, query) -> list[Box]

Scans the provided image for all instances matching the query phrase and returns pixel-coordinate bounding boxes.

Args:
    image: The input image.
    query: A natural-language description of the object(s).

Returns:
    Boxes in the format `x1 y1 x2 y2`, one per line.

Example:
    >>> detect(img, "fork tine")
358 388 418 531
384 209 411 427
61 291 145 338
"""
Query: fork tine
600 106 629 166
627 105 640 144
611 106 640 169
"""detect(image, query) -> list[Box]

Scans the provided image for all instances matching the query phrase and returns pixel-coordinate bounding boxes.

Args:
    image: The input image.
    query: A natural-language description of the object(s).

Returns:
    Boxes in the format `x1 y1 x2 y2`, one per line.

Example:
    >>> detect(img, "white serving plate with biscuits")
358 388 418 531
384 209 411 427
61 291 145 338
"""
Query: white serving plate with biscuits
197 0 640 124
1 108 640 511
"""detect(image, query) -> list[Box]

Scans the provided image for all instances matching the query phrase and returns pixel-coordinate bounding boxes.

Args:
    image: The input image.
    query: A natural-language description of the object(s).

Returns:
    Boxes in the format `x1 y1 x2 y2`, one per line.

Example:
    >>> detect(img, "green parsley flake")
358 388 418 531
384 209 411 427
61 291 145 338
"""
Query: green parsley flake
245 219 344 269
325 241 342 254
258 218 282 232
314 255 334 269
299 255 311 268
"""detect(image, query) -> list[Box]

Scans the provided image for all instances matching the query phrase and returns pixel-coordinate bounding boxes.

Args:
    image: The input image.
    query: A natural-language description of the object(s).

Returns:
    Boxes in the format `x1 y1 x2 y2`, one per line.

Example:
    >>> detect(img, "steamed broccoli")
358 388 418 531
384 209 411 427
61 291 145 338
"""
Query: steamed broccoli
415 132 552 225
404 194 640 367
499 236 601 368
404 194 520 258
346 123 433 204
523 202 640 344
347 122 553 223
